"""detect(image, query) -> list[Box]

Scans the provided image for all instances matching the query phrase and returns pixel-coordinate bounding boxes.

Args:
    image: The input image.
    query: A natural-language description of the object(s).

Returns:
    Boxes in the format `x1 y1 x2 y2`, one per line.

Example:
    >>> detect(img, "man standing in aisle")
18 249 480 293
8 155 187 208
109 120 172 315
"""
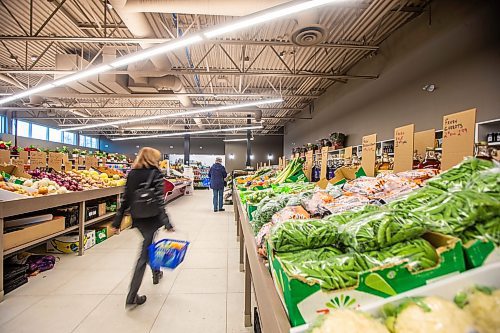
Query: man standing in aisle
208 157 227 212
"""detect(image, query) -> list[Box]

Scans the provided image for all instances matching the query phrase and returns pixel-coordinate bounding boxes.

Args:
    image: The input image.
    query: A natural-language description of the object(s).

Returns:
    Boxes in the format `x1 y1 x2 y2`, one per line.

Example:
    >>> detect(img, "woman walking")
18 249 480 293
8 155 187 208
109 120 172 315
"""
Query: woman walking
208 157 227 212
112 147 174 308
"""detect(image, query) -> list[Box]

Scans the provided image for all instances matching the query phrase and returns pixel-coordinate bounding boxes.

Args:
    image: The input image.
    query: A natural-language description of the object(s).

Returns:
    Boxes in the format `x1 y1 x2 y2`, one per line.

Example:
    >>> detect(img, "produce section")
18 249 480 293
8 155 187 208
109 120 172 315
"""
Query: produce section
233 152 499 332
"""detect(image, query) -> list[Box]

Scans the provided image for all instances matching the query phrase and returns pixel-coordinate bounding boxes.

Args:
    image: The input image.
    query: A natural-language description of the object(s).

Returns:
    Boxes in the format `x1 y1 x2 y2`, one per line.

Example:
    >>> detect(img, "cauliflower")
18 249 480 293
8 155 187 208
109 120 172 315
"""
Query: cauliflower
309 310 389 333
455 286 500 333
386 296 477 333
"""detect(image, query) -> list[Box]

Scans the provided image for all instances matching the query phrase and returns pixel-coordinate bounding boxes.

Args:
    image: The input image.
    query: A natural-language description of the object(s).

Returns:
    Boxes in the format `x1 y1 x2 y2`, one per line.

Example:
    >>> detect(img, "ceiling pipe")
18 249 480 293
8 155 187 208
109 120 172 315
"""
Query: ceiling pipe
122 0 289 16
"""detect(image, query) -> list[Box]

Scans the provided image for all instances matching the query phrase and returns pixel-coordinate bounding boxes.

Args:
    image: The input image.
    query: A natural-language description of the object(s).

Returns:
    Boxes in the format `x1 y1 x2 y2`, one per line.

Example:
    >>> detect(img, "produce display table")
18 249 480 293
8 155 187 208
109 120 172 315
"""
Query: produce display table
0 186 124 301
165 181 191 202
233 189 291 333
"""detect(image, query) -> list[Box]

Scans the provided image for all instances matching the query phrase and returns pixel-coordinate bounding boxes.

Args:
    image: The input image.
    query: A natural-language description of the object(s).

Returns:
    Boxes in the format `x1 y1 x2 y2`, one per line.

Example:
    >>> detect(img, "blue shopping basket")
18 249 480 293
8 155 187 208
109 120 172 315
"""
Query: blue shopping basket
148 239 190 270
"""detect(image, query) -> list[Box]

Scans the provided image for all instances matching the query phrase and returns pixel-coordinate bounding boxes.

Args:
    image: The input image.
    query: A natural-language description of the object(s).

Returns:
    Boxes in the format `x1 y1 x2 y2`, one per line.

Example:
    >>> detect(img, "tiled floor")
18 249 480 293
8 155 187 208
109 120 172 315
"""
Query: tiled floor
0 190 253 333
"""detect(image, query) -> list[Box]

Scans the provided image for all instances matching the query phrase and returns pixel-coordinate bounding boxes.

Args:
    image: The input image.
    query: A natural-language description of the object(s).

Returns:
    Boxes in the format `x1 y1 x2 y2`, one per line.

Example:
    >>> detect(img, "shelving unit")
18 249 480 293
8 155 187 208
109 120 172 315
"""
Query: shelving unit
0 186 125 301
475 118 500 144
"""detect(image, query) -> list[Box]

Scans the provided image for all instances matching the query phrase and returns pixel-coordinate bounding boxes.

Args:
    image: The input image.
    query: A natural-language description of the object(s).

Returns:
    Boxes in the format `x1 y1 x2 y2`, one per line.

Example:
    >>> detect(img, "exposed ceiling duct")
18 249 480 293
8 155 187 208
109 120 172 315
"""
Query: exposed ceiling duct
109 0 203 128
290 11 327 46
121 0 290 16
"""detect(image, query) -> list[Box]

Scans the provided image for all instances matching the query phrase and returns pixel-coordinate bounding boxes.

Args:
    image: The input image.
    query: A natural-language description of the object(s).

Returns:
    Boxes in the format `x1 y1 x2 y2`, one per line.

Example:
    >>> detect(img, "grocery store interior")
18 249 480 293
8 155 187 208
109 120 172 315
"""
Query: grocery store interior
0 0 499 333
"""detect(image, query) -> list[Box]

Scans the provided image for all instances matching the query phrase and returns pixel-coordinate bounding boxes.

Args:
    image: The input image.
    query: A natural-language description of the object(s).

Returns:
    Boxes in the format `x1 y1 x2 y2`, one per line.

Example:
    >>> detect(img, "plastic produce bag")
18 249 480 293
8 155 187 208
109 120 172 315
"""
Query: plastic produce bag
323 194 370 215
302 190 335 216
251 194 291 234
272 206 310 225
324 204 381 225
246 188 275 204
426 157 494 191
148 239 189 270
269 219 341 252
461 217 500 245
388 186 447 211
339 209 426 252
466 162 500 199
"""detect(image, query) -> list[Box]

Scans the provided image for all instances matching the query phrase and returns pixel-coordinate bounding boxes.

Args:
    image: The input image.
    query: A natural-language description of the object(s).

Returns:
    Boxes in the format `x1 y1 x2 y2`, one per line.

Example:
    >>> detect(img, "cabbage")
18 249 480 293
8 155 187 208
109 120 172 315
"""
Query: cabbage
384 296 477 333
455 286 500 333
309 310 389 333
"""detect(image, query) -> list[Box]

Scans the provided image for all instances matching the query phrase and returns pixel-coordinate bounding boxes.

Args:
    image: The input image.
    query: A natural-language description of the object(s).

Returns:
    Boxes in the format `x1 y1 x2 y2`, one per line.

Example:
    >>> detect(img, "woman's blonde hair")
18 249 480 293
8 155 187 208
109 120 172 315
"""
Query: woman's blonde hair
132 147 161 169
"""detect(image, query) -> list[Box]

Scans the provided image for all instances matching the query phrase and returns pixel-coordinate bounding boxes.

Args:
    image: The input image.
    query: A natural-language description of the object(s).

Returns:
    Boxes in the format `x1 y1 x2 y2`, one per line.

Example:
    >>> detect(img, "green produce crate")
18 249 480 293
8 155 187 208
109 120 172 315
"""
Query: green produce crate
462 239 499 269
269 232 465 327
94 227 107 244
247 204 258 222
333 167 367 185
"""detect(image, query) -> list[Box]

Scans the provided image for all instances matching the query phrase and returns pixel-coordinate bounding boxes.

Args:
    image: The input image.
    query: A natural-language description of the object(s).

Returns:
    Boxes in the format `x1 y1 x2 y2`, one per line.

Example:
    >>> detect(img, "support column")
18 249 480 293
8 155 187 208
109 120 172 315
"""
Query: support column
184 134 190 166
246 115 252 167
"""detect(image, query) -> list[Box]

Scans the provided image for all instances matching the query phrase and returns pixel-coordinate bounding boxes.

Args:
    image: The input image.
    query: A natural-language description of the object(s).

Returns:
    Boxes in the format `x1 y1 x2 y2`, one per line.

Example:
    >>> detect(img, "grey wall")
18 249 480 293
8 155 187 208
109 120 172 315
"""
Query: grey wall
224 135 284 172
284 0 500 154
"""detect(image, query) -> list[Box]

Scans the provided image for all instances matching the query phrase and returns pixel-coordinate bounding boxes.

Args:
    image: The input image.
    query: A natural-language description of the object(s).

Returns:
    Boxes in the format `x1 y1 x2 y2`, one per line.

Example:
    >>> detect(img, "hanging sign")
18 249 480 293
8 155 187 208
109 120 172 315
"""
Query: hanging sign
393 124 415 172
441 108 476 170
361 134 377 177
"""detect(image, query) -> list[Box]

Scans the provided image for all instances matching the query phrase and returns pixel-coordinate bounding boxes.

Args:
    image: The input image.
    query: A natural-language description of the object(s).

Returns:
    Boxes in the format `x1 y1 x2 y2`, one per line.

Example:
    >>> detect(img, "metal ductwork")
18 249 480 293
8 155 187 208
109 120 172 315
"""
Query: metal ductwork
99 47 131 94
290 11 327 46
121 0 289 16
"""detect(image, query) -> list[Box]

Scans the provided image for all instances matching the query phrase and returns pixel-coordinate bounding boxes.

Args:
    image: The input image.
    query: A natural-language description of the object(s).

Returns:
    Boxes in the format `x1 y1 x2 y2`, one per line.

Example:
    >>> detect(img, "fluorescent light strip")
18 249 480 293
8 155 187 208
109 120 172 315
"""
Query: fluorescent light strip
223 138 248 142
60 98 282 132
111 125 263 141
204 0 341 38
0 0 341 105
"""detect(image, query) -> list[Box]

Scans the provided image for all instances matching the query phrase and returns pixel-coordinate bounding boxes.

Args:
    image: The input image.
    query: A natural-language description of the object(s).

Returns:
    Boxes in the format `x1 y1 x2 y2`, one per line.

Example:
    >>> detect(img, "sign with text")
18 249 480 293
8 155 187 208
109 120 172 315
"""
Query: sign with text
442 108 476 170
62 154 69 164
393 124 415 172
344 146 353 159
78 156 85 167
11 158 24 169
19 150 29 164
305 150 313 181
361 134 377 177
320 146 329 180
64 162 73 171
48 152 63 171
0 150 10 164
414 129 436 158
30 152 46 170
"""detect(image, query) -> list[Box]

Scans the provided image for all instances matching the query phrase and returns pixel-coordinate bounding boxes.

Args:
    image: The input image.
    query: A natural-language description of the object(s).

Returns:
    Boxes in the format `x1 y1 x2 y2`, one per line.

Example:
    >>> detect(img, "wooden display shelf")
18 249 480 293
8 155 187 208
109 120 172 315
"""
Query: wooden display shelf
0 186 125 302
233 189 291 333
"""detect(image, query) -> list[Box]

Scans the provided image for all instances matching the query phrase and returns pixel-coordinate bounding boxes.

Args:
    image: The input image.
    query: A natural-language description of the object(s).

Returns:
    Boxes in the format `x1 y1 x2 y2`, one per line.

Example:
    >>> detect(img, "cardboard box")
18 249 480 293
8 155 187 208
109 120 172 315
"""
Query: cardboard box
462 239 499 269
4 216 65 251
95 221 115 239
0 165 32 179
329 166 366 185
269 233 465 327
98 203 106 216
120 215 132 230
93 227 107 244
46 230 96 254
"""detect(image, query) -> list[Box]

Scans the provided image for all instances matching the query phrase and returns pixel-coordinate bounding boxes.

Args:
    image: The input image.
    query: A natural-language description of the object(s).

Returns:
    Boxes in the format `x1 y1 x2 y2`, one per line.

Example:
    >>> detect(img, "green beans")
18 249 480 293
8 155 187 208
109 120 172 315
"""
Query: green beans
277 238 438 291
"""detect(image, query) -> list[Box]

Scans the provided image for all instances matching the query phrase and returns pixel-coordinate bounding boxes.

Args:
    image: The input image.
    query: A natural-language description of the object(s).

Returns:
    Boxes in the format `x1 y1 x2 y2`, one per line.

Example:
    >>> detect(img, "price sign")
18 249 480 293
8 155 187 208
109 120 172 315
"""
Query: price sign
91 156 99 168
62 154 69 164
48 152 63 171
64 161 73 171
101 157 107 165
305 150 313 181
30 151 46 170
78 156 85 167
11 158 24 170
393 124 415 172
442 108 476 170
19 150 29 164
344 146 353 159
0 150 10 164
361 134 377 177
320 146 329 180
414 129 436 158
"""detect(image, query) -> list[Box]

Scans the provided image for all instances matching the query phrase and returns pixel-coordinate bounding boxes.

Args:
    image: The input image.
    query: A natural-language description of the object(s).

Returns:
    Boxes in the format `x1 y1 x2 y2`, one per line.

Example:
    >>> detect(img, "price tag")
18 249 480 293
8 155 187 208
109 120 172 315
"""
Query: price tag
91 156 99 168
62 153 69 164
19 150 29 164
361 134 377 177
84 156 91 170
48 152 63 171
393 124 415 172
30 151 47 170
414 129 436 157
11 158 24 169
0 150 10 164
442 108 476 170
64 161 73 171
344 146 353 159
78 156 85 167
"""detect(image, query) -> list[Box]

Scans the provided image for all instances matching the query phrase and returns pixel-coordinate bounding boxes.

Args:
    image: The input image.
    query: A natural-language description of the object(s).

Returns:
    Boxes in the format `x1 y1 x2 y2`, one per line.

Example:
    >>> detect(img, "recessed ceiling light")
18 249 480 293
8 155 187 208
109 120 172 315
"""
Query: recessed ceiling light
169 145 174 149
200 146 203 149
31 55 38 61
136 145 140 148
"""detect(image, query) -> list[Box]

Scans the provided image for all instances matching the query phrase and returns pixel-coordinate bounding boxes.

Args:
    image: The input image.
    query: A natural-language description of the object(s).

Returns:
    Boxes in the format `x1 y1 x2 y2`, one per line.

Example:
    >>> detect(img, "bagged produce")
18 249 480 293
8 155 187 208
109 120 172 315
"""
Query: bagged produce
277 238 438 291
301 190 335 216
339 210 426 252
308 310 389 333
387 187 447 211
324 204 381 225
256 222 273 257
251 194 291 234
323 194 370 215
426 157 494 191
395 169 439 184
414 190 500 236
461 217 500 245
272 206 310 225
383 296 477 333
269 219 340 252
246 188 275 204
466 162 500 199
455 286 500 333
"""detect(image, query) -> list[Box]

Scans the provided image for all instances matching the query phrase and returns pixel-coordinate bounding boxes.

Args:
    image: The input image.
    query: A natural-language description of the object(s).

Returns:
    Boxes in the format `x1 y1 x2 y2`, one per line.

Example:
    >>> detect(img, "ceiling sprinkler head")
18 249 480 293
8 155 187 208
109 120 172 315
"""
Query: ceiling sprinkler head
422 84 436 92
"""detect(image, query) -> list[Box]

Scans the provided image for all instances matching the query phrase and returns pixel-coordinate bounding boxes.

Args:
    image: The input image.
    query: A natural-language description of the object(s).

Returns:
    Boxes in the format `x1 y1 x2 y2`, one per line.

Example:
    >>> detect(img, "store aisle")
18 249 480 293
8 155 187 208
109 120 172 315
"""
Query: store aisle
0 190 252 333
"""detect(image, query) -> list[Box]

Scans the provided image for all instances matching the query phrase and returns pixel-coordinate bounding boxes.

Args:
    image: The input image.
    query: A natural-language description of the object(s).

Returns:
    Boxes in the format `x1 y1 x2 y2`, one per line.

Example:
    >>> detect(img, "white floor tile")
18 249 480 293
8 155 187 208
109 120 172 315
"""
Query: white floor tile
183 249 228 269
170 268 227 294
150 293 226 333
0 295 41 326
111 268 179 296
0 295 105 333
54 269 129 295
227 293 253 333
8 269 80 296
73 294 166 333
227 270 245 293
